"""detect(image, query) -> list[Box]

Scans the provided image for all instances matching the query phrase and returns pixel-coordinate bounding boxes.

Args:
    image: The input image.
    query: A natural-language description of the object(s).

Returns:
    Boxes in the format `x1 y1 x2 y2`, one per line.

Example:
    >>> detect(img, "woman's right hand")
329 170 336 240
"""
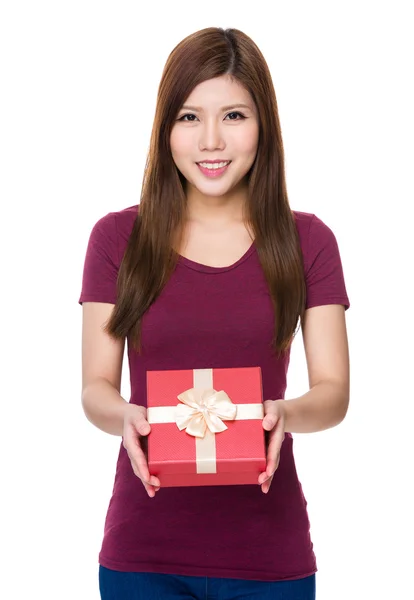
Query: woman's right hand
122 404 161 498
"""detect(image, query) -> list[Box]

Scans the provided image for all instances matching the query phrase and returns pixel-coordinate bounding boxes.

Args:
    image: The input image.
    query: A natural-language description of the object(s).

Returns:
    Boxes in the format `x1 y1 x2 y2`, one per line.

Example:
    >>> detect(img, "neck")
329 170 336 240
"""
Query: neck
185 181 249 225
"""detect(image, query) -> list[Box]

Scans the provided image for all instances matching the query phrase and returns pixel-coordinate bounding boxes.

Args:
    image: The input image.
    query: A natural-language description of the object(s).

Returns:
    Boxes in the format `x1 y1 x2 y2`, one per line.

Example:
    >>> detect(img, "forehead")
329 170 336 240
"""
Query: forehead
183 76 254 109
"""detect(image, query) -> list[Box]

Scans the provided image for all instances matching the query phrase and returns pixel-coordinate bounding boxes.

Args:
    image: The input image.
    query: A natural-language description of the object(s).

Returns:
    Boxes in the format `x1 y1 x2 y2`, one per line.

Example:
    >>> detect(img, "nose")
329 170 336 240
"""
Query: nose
198 118 225 152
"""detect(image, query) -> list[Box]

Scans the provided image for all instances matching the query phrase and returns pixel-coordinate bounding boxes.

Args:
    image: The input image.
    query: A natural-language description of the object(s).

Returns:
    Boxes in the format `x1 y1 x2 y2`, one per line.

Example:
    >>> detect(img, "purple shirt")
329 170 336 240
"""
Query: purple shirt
79 205 350 581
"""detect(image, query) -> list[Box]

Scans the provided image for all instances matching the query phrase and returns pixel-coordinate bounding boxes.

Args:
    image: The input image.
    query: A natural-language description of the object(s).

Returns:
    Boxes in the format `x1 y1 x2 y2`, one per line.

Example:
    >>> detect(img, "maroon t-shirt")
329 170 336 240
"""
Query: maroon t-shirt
79 204 350 581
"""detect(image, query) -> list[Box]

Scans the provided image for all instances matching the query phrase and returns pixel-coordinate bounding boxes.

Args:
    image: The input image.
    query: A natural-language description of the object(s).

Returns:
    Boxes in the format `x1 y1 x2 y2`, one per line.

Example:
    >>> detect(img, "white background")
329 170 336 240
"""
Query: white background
1 1 413 599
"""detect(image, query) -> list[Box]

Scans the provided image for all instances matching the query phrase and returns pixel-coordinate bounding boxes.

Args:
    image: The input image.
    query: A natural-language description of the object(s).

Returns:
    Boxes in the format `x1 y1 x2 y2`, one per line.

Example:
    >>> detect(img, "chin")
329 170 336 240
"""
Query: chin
191 174 242 195
194 182 235 197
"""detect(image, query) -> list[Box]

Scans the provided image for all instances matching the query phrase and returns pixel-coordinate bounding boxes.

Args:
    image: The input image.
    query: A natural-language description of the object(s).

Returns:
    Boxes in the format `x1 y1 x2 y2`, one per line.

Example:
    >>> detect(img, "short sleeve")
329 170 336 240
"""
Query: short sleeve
304 214 350 311
78 212 120 305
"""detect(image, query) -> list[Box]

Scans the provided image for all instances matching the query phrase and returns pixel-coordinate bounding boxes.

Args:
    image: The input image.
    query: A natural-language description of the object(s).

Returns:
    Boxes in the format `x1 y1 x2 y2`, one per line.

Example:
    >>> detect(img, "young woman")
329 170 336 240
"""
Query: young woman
79 27 350 600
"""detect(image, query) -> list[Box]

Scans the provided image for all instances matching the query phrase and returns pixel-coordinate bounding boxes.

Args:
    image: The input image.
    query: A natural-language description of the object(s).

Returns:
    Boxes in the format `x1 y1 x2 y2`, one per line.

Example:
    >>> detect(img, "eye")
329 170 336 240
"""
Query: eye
225 111 246 121
178 114 198 122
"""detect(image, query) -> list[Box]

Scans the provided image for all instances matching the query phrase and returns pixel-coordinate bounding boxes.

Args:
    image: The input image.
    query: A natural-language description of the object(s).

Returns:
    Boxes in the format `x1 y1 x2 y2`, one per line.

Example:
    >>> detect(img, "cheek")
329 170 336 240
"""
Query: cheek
169 131 180 160
170 130 193 161
235 125 259 157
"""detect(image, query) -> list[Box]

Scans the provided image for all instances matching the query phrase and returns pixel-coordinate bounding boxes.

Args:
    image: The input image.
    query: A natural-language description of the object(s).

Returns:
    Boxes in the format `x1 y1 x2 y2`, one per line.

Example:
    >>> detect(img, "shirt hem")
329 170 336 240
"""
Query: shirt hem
78 295 116 305
98 555 317 582
306 297 350 310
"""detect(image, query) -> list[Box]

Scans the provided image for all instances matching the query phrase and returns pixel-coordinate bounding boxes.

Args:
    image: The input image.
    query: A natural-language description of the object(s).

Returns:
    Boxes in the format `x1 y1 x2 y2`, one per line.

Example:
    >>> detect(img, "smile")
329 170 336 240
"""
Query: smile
196 161 231 177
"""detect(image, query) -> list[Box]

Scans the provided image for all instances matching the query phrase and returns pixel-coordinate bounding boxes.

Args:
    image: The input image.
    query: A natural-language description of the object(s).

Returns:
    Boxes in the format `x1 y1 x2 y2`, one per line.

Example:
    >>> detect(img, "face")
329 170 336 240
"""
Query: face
170 75 259 201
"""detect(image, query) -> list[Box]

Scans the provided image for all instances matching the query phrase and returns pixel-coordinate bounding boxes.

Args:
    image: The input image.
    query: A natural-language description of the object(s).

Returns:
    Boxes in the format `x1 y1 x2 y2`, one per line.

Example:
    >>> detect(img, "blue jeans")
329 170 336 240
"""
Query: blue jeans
99 565 316 599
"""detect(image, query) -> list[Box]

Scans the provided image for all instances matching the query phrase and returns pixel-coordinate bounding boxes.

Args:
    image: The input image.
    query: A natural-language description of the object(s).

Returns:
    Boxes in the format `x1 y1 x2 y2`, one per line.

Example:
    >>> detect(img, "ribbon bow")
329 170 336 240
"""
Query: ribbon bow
175 388 237 438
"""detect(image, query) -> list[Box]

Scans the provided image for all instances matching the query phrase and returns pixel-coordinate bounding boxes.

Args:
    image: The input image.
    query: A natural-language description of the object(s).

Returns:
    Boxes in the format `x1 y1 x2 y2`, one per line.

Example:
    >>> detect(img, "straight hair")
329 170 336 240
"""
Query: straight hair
105 27 306 359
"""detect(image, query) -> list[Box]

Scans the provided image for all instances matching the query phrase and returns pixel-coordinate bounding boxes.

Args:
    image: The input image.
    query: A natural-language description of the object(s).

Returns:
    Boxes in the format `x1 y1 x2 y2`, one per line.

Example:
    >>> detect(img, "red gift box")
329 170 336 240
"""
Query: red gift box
146 367 266 487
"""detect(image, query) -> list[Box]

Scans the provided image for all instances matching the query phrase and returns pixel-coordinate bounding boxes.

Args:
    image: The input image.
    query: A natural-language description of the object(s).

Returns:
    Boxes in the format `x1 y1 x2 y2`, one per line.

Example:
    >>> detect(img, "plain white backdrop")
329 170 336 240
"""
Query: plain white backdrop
1 1 413 598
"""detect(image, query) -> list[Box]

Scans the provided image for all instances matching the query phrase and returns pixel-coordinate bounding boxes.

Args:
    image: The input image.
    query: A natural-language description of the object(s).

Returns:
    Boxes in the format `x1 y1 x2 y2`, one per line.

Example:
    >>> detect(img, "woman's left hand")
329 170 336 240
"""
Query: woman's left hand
258 400 286 493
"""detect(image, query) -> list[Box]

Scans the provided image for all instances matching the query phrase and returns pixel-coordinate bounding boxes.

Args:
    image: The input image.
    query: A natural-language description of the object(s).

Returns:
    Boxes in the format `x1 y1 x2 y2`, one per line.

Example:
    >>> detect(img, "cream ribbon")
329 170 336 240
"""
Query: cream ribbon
175 388 237 438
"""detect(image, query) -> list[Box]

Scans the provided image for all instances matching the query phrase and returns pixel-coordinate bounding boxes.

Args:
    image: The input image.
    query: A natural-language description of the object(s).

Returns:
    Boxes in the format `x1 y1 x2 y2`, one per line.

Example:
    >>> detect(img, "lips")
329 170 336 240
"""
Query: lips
196 160 232 178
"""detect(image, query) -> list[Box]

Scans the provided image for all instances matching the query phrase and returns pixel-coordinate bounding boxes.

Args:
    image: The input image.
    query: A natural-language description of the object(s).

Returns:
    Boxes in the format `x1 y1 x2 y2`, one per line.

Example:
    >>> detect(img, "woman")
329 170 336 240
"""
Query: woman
79 27 350 600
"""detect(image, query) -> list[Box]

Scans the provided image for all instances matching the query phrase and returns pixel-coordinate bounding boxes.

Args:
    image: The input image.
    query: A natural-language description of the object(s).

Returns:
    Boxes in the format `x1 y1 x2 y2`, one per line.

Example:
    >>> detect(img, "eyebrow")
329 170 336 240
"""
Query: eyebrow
180 103 253 112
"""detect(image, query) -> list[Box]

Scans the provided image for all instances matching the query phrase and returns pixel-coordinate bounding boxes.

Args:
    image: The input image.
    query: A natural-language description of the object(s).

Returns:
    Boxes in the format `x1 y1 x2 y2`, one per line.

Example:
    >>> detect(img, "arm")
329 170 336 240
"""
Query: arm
81 301 160 495
81 301 129 436
260 303 350 492
283 303 350 433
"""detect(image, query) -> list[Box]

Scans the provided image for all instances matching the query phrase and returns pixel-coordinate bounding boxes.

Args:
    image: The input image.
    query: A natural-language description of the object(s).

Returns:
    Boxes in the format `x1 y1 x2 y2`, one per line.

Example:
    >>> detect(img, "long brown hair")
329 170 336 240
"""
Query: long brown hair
105 27 306 358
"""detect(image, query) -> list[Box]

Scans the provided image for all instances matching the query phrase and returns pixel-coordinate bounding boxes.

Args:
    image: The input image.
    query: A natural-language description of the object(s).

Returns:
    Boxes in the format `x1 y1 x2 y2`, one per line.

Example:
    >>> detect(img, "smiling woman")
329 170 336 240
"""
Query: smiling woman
79 26 350 600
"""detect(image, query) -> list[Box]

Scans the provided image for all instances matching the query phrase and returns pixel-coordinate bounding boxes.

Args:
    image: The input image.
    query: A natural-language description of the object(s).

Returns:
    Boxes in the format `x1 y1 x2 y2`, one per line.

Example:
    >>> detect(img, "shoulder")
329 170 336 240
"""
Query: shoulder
292 209 333 238
93 203 138 236
292 210 339 263
90 204 139 262
113 203 139 249
292 209 314 240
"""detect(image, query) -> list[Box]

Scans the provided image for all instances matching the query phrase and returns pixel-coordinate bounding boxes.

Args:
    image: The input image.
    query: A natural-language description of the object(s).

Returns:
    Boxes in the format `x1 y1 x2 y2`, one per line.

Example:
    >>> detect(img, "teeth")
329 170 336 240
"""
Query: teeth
198 161 230 169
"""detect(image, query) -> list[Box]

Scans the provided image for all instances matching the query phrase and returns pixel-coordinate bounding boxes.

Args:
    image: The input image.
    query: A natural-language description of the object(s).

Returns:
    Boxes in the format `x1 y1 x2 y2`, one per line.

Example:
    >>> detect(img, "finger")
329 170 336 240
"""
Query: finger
125 419 154 479
132 465 160 498
258 458 280 485
258 466 277 485
124 433 161 494
262 401 278 432
258 424 284 485
135 416 151 437
261 474 274 494
265 424 284 477
134 444 161 488
141 477 160 497
257 439 279 483
142 481 159 498
142 481 155 498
